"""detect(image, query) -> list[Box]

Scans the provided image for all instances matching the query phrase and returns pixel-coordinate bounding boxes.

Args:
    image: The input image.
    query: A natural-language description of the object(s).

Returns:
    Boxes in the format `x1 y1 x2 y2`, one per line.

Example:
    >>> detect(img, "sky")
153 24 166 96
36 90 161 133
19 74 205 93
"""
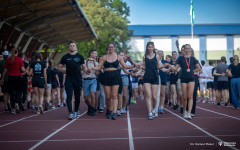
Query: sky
122 0 240 25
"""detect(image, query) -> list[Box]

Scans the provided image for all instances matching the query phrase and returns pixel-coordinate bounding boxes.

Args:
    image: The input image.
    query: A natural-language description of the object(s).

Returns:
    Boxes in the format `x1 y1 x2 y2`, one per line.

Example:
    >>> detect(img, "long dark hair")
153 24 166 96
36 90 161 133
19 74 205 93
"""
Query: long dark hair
144 42 155 56
11 48 18 64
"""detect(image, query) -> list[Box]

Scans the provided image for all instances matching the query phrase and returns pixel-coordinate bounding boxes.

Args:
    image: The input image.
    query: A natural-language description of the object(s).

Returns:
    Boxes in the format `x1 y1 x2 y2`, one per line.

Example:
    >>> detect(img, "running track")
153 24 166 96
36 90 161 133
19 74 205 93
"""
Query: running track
0 99 239 150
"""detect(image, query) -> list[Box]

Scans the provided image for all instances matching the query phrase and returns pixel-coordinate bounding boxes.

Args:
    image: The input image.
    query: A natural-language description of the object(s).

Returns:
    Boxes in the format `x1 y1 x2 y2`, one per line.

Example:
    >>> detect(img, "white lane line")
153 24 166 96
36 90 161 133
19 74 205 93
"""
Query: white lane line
28 111 87 150
2 134 240 143
197 106 240 121
165 109 238 150
127 110 135 150
0 108 60 128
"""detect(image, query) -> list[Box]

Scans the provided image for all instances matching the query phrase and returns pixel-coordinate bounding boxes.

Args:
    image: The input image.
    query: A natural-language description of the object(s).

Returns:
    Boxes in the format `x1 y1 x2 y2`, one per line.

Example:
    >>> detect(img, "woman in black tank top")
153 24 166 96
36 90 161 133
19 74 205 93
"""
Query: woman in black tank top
88 42 137 120
137 42 162 120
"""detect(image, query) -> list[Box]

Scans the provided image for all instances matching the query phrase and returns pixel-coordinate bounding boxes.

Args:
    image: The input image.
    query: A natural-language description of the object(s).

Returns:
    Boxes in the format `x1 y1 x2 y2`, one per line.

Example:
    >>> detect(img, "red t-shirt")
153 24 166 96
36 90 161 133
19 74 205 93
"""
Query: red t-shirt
4 56 24 76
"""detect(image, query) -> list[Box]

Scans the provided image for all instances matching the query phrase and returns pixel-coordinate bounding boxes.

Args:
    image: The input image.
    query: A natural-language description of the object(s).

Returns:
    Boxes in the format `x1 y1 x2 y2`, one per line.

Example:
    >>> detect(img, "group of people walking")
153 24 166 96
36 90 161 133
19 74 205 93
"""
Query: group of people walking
1 40 239 121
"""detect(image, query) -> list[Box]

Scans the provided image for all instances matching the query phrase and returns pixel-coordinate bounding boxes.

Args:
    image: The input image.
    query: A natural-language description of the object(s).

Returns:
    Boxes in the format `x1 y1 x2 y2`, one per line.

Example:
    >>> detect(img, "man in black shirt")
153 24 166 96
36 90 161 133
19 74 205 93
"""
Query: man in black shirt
58 40 89 120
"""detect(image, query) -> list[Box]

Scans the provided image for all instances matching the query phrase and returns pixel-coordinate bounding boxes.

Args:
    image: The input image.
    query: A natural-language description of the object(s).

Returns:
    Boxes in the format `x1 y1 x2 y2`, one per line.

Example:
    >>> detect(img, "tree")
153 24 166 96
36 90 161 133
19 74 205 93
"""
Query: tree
77 0 133 59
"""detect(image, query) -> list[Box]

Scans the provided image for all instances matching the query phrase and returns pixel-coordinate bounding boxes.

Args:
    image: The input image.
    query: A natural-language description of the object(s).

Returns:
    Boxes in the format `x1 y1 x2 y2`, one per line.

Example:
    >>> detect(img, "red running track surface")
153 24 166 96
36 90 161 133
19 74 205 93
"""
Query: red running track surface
0 99 239 150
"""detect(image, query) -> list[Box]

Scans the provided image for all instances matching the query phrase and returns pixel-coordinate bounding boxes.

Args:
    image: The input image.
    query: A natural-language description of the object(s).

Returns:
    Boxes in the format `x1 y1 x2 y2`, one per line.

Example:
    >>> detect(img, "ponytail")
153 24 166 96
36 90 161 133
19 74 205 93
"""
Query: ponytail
11 48 17 64
233 55 239 66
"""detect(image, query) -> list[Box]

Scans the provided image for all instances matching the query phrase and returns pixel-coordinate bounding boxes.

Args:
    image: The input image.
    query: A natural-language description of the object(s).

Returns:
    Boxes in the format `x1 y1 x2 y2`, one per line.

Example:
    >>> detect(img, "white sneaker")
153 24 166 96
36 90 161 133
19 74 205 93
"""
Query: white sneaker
190 113 195 117
49 102 52 107
188 113 192 120
121 108 126 114
117 110 121 116
52 106 56 109
202 100 206 103
183 111 188 119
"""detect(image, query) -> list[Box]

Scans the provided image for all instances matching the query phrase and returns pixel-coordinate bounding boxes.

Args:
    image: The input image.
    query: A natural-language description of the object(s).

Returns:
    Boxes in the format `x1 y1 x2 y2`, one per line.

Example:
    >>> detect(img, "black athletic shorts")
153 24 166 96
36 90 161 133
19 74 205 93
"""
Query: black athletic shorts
161 82 167 86
181 78 195 84
207 82 214 89
32 76 45 88
217 81 228 90
52 82 58 89
143 78 159 85
138 79 143 85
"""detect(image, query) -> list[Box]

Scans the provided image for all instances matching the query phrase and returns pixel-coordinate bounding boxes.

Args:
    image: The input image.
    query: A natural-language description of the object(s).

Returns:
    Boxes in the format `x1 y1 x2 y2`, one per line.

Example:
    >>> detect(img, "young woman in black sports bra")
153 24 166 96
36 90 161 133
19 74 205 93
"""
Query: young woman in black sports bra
166 44 201 120
136 42 162 120
88 42 137 120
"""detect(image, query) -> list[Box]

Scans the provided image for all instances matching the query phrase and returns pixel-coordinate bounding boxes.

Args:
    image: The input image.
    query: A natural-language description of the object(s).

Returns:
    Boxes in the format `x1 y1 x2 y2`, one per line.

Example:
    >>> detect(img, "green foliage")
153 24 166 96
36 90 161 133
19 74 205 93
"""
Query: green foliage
76 0 133 59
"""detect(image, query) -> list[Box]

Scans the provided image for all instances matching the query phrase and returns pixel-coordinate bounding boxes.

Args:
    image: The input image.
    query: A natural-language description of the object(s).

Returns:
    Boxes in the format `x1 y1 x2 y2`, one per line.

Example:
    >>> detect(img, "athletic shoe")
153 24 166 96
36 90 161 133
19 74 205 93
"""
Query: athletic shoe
49 102 52 107
111 113 117 120
216 102 221 107
90 108 97 116
15 103 20 113
148 115 154 120
121 108 126 114
5 109 9 112
117 110 121 116
68 113 75 120
99 109 104 113
12 110 16 115
190 113 195 117
187 113 192 120
52 106 56 109
19 104 25 111
130 97 134 103
173 105 177 110
169 102 172 107
183 111 188 119
44 103 49 111
180 107 183 114
77 110 81 117
158 108 164 114
210 100 215 104
27 101 30 109
63 102 66 107
106 109 112 119
201 100 206 103
87 105 92 115
225 103 228 107
133 100 137 104
152 109 156 117
32 106 36 112
176 104 179 109
61 103 64 107
58 102 61 107
39 105 43 114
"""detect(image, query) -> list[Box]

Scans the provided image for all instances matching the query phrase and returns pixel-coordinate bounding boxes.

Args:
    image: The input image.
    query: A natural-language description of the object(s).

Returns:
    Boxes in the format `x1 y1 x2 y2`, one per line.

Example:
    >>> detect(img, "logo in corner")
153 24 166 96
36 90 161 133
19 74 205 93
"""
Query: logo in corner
218 142 223 146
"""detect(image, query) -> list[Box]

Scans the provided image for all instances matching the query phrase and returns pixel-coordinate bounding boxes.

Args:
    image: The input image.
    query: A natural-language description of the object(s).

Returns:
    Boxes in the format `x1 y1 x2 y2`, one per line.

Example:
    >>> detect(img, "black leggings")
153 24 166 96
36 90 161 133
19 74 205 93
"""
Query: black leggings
187 75 199 114
65 79 81 114
8 76 23 109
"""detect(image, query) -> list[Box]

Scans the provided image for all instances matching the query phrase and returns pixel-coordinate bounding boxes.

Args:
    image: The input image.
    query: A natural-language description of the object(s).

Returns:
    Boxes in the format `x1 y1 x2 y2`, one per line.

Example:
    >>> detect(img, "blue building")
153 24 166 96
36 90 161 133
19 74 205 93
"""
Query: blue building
127 24 240 63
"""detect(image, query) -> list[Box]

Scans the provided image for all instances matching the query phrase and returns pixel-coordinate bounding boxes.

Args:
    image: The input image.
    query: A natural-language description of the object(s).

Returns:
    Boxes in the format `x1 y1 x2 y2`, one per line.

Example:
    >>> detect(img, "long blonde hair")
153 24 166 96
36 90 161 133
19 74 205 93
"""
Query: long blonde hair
233 55 239 66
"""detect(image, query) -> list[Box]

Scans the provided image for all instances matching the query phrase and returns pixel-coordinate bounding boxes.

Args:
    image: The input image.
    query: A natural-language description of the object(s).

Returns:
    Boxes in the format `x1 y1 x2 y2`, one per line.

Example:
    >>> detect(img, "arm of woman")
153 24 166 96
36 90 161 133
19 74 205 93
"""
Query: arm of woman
44 68 47 87
119 57 134 69
91 56 105 71
55 74 60 88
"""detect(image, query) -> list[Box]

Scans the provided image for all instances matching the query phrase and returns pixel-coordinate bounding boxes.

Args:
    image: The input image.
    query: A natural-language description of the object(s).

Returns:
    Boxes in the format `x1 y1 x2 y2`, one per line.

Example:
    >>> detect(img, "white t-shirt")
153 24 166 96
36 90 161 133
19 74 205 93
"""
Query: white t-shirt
121 61 131 75
199 66 208 83
205 66 214 82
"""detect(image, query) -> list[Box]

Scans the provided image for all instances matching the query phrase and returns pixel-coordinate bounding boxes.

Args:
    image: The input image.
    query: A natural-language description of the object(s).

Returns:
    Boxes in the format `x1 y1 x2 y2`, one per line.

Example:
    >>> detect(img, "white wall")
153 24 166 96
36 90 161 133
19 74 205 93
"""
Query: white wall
206 35 227 51
127 37 144 52
178 35 199 50
150 36 172 51
234 35 240 50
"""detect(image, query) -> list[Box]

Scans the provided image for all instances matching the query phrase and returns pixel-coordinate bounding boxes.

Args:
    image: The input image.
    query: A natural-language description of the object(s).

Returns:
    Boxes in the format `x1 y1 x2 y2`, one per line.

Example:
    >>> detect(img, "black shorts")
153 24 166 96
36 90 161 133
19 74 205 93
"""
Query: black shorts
60 82 64 88
143 78 159 85
32 76 45 88
1 81 9 93
138 79 143 85
181 78 195 84
161 82 167 86
217 81 228 90
52 82 58 89
170 74 178 85
214 82 218 90
207 82 214 89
